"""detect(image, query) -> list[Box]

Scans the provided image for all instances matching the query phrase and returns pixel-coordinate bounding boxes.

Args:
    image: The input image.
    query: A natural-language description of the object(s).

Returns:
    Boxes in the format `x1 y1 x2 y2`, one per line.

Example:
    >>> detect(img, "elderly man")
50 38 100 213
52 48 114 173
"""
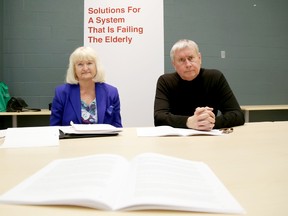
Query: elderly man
154 39 244 130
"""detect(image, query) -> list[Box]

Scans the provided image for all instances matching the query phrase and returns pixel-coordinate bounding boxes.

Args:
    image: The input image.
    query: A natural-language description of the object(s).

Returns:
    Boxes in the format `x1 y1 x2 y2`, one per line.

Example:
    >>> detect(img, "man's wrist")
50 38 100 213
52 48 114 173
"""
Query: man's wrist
186 116 194 129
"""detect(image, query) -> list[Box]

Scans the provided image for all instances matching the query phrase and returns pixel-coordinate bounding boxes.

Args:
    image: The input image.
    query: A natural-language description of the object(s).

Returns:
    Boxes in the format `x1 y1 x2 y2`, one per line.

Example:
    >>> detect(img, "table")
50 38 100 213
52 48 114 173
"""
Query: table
0 121 288 216
0 109 51 127
241 105 288 122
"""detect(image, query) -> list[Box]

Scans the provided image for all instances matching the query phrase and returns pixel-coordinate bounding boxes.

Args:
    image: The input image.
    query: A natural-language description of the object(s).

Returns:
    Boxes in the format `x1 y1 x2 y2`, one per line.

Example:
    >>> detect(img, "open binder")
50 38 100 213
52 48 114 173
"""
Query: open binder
59 122 122 139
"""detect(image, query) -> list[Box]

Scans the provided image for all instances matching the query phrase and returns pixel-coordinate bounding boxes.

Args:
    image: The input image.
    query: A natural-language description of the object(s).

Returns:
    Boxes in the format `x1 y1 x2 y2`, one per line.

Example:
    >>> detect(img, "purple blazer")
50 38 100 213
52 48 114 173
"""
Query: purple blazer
50 83 122 127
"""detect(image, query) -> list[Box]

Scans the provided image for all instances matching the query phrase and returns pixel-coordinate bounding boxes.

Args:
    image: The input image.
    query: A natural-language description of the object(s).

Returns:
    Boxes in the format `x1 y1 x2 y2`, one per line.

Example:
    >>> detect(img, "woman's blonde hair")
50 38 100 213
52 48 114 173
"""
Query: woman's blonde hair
66 46 105 84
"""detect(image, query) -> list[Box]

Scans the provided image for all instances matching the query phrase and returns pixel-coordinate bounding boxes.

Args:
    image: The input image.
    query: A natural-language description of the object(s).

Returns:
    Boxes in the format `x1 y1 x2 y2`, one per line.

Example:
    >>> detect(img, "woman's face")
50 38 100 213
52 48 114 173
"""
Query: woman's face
74 59 97 81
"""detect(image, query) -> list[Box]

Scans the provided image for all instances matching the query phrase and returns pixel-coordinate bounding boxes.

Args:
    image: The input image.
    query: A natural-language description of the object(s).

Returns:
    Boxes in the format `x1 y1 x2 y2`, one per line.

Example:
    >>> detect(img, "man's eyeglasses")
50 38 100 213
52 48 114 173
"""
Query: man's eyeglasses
220 128 234 134
176 56 199 65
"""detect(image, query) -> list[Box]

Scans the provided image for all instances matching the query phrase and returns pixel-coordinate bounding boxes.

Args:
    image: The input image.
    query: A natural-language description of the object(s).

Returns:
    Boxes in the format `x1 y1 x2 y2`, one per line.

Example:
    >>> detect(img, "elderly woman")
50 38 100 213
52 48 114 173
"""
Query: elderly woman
50 46 122 127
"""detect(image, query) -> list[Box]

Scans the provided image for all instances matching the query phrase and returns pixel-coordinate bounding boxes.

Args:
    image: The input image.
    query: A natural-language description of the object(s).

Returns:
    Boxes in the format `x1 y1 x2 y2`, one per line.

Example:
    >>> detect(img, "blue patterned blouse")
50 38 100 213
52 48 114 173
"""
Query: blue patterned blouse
81 99 98 124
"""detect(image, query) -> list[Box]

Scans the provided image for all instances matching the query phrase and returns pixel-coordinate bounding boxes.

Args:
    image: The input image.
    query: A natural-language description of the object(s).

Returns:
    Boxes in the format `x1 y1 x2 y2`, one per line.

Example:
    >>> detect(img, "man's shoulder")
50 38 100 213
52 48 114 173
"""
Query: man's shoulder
161 72 178 77
199 68 225 81
201 68 223 76
159 72 179 80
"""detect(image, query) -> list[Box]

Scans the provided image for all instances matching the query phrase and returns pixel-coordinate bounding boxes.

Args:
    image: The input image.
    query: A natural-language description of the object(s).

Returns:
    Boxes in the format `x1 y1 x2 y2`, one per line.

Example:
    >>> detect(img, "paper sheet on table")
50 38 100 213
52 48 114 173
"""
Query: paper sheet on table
0 129 6 138
137 126 223 137
0 127 59 148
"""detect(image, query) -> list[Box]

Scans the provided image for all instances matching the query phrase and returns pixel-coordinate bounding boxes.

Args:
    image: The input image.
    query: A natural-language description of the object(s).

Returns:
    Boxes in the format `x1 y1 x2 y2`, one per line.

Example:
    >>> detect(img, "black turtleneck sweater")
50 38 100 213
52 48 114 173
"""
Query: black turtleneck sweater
154 68 245 129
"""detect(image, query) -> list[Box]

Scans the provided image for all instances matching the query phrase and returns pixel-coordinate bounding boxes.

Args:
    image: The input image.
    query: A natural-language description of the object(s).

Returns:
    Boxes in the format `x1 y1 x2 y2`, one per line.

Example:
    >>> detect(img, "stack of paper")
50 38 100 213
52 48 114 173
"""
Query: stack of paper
0 127 59 148
58 122 122 139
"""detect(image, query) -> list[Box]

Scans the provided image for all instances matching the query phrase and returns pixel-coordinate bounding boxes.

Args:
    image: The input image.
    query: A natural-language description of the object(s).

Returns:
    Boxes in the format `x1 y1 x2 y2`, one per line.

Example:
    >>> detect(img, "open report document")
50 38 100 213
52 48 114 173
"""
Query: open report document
0 153 245 214
0 126 59 148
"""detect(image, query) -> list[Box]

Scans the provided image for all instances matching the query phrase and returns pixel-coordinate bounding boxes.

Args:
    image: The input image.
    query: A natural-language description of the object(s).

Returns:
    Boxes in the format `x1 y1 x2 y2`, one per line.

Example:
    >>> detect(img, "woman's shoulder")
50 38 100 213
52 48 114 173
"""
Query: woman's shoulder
97 82 118 90
96 82 119 95
57 83 78 88
55 83 79 92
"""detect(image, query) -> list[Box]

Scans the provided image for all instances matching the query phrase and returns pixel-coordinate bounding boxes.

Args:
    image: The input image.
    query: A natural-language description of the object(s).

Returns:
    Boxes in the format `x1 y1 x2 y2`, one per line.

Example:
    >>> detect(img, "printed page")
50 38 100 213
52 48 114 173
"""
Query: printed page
137 126 223 137
0 126 59 148
116 153 245 214
0 154 129 210
0 129 6 138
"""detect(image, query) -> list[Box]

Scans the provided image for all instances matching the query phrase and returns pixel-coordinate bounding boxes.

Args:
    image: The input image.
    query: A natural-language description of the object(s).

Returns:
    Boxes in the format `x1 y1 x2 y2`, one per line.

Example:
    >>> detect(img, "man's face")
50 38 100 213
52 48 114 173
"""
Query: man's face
172 47 202 81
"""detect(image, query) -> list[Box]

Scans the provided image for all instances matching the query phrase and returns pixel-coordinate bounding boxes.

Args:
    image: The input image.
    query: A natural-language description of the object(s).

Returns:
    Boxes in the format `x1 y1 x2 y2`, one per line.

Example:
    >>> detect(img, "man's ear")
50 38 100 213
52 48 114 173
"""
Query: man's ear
172 60 176 70
198 52 202 65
